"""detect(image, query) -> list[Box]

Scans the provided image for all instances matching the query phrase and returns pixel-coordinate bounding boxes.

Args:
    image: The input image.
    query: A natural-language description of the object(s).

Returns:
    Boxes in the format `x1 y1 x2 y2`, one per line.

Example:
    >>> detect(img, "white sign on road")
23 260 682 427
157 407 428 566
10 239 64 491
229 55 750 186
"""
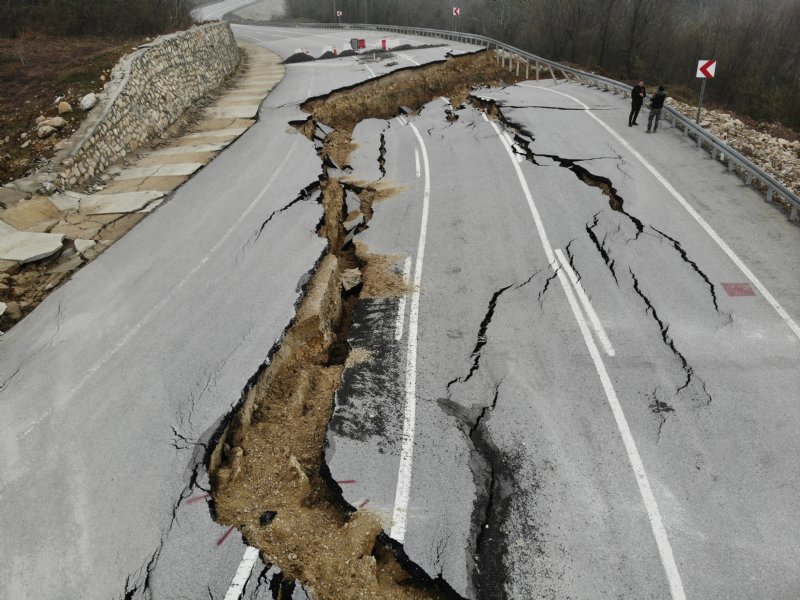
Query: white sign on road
696 59 717 78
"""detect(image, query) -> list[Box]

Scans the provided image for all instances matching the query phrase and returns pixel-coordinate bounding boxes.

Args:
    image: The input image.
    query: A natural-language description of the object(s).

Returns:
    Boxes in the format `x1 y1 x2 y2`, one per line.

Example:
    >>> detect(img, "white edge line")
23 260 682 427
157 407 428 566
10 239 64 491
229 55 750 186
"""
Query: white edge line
488 117 686 600
223 545 260 600
520 82 800 343
364 64 376 78
398 53 420 66
390 123 431 543
394 256 413 341
555 249 616 357
414 148 421 178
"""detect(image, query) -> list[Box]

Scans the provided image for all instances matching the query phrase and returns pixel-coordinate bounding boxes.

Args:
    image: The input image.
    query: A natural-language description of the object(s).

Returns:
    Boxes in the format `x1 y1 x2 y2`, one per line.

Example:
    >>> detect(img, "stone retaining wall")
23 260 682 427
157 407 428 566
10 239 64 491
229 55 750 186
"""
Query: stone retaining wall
55 22 240 189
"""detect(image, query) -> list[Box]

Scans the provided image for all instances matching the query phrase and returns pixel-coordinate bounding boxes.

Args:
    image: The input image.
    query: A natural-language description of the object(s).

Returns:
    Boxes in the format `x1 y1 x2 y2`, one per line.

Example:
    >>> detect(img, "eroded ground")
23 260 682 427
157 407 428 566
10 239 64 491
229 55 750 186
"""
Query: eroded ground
209 50 530 599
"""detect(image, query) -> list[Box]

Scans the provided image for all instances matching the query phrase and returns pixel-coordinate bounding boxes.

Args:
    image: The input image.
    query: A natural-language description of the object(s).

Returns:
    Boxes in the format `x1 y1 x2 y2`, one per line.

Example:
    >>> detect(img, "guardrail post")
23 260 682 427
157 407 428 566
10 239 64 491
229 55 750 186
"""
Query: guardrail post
526 59 530 80
548 65 557 81
535 60 540 81
767 188 774 202
516 56 520 77
791 205 798 221
745 173 753 186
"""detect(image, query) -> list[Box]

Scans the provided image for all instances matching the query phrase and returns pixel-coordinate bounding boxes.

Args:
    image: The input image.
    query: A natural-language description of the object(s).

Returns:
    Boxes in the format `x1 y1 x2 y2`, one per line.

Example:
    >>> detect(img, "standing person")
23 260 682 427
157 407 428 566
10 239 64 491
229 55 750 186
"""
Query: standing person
629 80 647 126
647 86 667 133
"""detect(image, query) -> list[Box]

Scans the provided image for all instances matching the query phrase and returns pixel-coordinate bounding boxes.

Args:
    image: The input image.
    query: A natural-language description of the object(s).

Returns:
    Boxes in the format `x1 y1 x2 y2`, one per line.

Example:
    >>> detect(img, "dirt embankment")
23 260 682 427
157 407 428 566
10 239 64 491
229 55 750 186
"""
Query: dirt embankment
209 50 524 599
0 34 142 184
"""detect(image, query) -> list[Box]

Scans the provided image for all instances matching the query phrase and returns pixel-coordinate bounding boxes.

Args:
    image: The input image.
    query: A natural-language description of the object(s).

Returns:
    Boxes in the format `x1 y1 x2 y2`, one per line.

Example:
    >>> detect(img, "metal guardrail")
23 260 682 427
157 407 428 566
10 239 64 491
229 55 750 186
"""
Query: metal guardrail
261 21 800 221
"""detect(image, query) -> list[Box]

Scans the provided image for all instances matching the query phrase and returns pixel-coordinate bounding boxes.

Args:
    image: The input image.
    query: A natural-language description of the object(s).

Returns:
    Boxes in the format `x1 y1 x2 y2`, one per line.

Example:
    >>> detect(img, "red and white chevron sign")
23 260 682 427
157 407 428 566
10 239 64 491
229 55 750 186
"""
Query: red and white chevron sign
453 7 460 16
696 59 717 78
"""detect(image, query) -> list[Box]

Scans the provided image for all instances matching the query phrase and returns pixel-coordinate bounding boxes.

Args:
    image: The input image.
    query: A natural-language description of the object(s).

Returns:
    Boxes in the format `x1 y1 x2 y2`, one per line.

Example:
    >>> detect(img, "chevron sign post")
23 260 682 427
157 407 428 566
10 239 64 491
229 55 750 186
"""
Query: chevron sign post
697 59 716 78
452 7 460 32
695 59 717 124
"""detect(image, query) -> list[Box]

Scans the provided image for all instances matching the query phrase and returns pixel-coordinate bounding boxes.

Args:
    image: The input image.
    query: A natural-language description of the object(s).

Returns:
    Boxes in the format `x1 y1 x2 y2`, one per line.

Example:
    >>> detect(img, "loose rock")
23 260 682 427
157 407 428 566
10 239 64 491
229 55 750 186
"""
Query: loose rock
58 101 73 114
41 117 67 129
80 93 98 111
340 268 362 291
4 301 22 321
74 239 96 255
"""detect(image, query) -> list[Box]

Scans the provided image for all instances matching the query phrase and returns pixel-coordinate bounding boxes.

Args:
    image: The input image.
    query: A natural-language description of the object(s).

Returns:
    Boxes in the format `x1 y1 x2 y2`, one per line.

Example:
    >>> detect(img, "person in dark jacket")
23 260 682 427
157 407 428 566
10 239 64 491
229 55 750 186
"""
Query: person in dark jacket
629 80 646 126
647 86 667 133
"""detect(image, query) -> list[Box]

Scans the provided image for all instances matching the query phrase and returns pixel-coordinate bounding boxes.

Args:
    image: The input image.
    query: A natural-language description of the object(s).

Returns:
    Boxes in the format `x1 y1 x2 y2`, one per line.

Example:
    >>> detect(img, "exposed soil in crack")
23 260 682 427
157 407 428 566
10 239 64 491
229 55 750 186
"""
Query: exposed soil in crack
301 51 523 139
209 50 523 600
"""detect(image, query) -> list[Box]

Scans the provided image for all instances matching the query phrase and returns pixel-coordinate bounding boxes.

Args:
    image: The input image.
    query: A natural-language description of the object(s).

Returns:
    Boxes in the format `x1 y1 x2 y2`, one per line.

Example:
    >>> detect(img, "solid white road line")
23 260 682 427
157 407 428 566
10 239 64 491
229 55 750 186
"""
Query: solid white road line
398 53 421 66
521 82 800 343
414 148 421 178
223 546 260 600
395 257 413 341
364 64 376 78
555 249 616 357
487 115 687 600
390 123 432 544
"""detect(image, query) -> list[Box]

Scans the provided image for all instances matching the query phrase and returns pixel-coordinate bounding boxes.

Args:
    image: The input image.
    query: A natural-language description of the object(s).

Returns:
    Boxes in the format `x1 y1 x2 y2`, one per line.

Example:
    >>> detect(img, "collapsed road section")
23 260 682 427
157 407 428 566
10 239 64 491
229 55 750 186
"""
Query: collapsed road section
208 50 526 599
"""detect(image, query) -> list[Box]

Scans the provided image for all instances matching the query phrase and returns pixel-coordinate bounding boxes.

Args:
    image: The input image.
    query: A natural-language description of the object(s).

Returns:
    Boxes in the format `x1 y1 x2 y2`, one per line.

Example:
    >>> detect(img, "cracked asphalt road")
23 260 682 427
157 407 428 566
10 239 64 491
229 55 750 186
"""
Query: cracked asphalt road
325 79 800 598
2 21 800 600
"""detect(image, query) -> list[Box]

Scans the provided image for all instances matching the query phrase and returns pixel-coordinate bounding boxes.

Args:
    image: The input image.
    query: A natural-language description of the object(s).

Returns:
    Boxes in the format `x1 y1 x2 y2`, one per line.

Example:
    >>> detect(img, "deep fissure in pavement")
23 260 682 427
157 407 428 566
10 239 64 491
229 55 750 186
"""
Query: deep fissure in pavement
208 50 523 600
472 96 646 238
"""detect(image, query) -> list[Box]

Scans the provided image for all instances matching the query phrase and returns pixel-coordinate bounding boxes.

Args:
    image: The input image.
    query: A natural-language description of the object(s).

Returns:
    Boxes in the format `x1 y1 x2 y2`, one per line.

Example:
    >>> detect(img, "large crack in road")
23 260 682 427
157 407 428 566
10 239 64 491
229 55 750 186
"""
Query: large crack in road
206 50 523 600
203 46 727 598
